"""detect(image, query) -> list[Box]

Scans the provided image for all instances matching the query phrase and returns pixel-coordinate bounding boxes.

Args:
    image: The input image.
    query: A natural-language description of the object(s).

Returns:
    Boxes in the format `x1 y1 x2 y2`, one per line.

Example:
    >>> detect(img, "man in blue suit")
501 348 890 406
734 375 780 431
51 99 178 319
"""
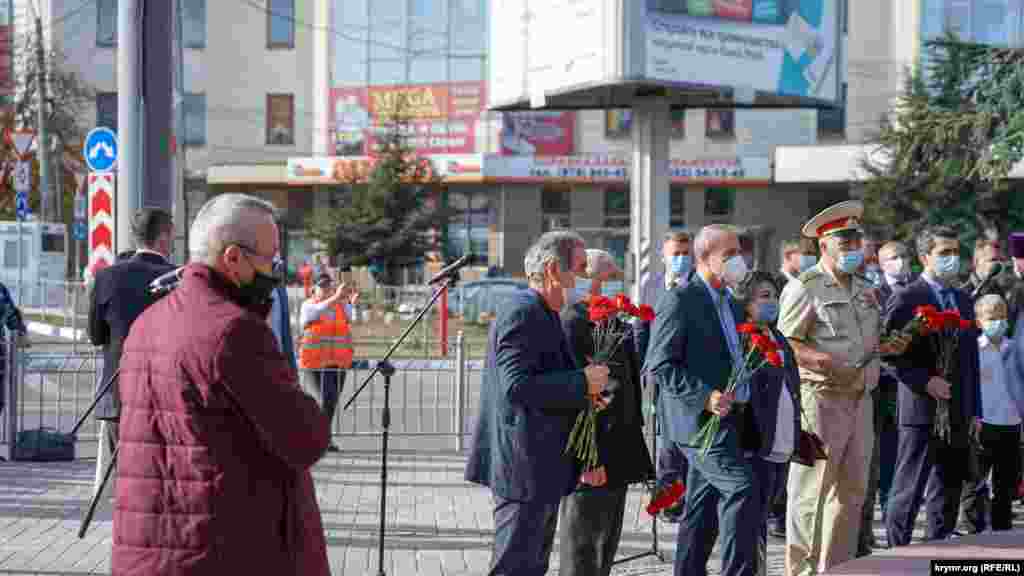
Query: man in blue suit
465 230 610 576
884 225 981 546
645 224 758 576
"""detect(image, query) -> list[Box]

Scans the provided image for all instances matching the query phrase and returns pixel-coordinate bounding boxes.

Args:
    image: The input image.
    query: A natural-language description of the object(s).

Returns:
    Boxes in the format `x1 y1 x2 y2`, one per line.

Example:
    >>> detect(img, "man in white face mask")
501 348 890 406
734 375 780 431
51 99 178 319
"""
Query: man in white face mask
778 200 907 575
645 224 759 576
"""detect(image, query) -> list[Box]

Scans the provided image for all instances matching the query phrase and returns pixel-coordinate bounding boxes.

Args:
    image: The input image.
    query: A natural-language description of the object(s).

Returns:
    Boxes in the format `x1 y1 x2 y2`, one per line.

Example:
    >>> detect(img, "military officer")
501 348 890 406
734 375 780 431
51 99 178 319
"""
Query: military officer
777 200 908 576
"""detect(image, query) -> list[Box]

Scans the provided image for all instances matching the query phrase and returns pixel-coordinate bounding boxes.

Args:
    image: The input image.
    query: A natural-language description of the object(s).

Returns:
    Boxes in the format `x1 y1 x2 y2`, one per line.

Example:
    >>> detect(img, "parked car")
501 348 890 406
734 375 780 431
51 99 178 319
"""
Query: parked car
450 279 529 320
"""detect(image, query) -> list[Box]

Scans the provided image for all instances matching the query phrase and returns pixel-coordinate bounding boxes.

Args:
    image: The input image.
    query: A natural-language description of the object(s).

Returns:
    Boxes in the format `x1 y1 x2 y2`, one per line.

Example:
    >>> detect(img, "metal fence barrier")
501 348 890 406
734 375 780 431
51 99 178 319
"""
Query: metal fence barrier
3 332 483 456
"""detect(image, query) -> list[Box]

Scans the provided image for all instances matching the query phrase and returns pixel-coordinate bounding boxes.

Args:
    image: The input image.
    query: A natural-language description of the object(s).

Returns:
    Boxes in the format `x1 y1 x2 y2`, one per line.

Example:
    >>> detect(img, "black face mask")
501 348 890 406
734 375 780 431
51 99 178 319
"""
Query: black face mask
236 257 283 311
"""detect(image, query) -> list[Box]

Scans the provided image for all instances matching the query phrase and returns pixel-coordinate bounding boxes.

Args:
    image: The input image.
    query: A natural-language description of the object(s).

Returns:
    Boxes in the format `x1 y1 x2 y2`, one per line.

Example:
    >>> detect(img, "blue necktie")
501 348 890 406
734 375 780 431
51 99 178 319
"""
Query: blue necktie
940 288 957 311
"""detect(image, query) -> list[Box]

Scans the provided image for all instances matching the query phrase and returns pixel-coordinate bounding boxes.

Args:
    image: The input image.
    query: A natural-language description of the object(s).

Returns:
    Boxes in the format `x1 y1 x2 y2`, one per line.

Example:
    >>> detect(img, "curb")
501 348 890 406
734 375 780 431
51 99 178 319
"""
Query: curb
26 321 86 341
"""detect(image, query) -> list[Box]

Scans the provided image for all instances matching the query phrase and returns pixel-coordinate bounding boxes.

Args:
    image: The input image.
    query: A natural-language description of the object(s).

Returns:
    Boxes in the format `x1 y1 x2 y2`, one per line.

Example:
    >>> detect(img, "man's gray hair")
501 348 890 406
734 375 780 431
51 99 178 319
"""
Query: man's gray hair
693 224 739 263
188 193 278 264
975 293 1008 315
523 230 584 283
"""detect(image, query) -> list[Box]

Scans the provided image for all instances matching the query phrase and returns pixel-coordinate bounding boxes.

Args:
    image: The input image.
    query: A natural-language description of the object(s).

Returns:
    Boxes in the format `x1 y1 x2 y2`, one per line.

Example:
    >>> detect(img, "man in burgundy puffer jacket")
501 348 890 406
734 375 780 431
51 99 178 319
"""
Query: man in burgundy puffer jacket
111 193 331 575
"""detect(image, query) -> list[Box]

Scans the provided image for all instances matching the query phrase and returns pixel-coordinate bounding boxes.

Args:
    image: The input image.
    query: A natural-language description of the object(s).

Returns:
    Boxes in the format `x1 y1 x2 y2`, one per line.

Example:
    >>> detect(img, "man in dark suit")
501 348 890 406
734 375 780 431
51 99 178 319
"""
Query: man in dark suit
465 230 610 576
646 224 758 576
884 225 981 546
87 207 176 497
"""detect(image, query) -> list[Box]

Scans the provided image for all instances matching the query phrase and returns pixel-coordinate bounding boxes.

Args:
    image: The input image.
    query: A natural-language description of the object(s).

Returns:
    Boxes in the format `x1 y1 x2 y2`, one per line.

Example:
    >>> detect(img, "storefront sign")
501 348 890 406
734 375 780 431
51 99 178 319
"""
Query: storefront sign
500 111 575 156
287 154 484 185
332 82 486 156
486 155 772 184
289 154 770 185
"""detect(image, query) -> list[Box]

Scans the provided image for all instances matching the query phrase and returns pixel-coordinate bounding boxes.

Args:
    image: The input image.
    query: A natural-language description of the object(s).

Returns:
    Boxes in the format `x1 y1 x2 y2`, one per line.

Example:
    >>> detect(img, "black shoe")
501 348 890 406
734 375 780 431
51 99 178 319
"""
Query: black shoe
326 444 340 453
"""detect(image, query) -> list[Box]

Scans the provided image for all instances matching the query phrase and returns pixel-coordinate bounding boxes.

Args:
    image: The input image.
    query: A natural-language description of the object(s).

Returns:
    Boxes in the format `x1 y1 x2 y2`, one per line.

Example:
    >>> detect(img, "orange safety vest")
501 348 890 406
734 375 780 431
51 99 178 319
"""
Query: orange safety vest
299 303 354 369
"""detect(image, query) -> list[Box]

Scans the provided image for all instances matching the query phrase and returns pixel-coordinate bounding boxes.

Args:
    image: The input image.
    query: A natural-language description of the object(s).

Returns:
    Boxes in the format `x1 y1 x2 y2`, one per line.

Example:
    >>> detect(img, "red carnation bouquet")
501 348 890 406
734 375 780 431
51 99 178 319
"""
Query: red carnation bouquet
564 294 655 473
913 305 973 442
881 304 972 441
646 480 686 516
691 322 784 460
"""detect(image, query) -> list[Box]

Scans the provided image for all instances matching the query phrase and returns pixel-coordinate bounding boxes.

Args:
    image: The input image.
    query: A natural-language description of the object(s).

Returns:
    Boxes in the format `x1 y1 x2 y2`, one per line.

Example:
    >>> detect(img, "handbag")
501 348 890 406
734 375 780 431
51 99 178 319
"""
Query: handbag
12 428 75 462
792 401 827 467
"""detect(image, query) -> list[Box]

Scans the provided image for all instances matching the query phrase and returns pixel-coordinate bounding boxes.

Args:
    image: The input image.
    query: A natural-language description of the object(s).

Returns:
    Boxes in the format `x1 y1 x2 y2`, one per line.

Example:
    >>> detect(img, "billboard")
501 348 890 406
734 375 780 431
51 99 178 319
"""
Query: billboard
499 111 575 156
645 0 841 102
332 82 486 156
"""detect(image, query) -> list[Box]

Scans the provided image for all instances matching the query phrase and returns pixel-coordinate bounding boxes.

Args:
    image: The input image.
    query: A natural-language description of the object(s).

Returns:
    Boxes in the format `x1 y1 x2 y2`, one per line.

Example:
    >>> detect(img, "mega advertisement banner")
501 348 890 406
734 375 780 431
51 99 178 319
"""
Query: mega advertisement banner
499 111 576 156
646 0 840 102
332 82 486 156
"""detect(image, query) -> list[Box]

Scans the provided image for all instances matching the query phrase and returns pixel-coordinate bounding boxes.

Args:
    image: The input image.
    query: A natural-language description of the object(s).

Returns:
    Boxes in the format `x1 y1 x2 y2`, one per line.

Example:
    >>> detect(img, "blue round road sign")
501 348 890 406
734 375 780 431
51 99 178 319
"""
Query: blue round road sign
15 191 29 222
73 221 87 241
84 127 118 173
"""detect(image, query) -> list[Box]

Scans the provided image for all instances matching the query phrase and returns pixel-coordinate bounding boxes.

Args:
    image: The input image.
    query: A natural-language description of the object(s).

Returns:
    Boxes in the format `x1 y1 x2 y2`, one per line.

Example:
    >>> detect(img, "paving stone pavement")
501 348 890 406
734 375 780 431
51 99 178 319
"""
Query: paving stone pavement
0 449 1018 575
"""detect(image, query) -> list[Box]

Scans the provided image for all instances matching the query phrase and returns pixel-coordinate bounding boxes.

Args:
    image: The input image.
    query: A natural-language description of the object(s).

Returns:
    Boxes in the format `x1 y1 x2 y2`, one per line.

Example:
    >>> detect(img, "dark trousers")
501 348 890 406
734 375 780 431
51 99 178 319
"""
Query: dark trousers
750 458 783 576
301 368 346 427
877 414 898 515
658 441 689 490
858 387 892 555
490 496 560 576
676 442 757 576
767 463 787 531
885 425 970 546
958 423 1022 532
558 486 628 576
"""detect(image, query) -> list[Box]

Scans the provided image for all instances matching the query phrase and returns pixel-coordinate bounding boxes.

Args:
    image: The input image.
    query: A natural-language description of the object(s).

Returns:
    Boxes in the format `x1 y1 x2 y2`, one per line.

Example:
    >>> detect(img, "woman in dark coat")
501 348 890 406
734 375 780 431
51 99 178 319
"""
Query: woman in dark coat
558 296 655 576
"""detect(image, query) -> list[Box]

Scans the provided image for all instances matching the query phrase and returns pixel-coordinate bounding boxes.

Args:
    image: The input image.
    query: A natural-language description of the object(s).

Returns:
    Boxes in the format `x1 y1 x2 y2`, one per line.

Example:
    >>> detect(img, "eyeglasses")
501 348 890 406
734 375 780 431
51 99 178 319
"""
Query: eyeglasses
235 244 282 270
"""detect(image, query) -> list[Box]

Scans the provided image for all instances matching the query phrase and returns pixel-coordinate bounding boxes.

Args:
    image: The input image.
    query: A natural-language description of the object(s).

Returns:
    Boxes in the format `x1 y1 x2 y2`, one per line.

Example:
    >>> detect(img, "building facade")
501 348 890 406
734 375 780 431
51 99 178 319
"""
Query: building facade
41 0 861 280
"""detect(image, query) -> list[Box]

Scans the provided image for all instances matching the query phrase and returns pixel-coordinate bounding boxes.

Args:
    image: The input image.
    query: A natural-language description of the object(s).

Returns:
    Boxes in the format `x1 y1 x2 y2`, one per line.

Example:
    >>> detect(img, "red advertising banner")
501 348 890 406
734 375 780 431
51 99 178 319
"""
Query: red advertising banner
499 111 575 156
0 26 12 97
332 82 486 156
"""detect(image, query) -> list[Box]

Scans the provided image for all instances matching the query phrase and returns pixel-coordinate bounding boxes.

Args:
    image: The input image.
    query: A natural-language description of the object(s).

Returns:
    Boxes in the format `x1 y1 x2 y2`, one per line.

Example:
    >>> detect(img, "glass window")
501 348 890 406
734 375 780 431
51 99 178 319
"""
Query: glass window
446 187 490 265
706 109 735 138
670 186 686 227
267 0 295 49
409 57 448 84
184 93 206 146
96 92 117 131
97 0 117 47
267 94 295 145
369 60 406 85
450 57 485 82
410 0 448 55
542 185 571 214
42 233 64 253
705 187 735 220
450 0 486 55
334 0 368 86
182 0 206 48
370 0 406 60
604 187 630 228
606 109 685 138
818 82 846 137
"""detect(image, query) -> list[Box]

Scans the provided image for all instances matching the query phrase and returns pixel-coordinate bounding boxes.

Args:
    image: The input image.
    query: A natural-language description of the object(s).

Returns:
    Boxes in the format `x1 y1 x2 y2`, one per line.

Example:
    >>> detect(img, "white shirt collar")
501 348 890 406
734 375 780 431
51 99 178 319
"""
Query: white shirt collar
978 333 1010 352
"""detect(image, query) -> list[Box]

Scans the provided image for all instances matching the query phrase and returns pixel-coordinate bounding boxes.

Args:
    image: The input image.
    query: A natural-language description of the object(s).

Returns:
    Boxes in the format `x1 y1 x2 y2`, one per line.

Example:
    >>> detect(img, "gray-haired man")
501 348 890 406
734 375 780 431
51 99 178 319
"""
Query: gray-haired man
465 230 610 576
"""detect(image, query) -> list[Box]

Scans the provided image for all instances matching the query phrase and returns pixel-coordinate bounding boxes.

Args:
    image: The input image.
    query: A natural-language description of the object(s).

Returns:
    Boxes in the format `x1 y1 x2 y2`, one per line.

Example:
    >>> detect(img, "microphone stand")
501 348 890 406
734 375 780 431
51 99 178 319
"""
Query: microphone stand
69 368 120 538
342 272 461 576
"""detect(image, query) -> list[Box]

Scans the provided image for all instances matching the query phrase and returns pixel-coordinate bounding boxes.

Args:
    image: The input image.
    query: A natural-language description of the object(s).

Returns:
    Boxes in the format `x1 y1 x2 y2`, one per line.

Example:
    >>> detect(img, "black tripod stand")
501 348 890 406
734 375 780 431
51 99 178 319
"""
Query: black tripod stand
69 368 120 538
342 272 462 576
610 372 665 567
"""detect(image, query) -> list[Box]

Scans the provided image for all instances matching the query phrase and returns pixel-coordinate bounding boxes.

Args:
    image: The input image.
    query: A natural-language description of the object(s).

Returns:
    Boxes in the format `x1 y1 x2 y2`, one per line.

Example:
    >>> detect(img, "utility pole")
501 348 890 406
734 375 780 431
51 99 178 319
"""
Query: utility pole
33 11 49 222
116 0 140 254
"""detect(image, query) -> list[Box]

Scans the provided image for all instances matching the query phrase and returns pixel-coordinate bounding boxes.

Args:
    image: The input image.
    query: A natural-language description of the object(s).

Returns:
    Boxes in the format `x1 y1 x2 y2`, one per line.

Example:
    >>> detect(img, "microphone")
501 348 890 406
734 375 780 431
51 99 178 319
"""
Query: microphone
971 261 1004 299
428 254 473 285
150 267 185 296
